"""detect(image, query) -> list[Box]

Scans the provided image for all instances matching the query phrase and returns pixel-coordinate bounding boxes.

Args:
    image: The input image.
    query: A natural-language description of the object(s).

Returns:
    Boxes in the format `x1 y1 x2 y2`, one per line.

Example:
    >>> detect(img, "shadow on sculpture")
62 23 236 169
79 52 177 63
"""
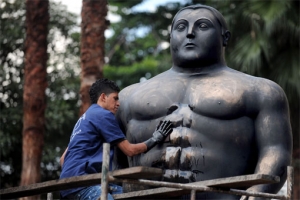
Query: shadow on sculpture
115 4 292 200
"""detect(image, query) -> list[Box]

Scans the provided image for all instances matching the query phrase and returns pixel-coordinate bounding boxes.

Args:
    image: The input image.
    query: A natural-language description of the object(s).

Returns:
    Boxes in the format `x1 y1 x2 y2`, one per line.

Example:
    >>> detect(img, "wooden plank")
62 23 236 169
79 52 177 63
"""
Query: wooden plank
0 168 279 199
113 187 183 199
112 166 163 179
113 174 280 199
193 174 280 188
0 167 162 199
0 173 102 199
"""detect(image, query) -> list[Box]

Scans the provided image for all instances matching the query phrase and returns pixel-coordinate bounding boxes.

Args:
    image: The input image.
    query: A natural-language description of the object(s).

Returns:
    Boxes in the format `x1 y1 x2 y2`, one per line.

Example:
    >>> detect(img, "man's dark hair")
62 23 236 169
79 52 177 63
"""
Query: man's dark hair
89 78 120 104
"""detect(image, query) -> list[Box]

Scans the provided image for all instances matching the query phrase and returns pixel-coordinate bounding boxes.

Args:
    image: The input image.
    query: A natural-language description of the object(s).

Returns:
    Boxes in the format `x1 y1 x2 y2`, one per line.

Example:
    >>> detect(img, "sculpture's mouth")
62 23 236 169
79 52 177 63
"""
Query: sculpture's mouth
185 42 196 48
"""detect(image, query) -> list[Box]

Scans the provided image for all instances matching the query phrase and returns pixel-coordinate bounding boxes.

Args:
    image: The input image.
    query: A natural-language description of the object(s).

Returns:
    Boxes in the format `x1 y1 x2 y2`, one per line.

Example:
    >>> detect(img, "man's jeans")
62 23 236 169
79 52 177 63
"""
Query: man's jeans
68 184 123 200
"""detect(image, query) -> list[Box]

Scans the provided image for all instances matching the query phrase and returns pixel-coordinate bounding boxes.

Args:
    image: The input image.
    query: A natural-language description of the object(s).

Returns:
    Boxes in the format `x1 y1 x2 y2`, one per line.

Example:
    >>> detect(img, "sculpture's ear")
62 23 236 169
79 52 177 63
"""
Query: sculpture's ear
223 30 231 46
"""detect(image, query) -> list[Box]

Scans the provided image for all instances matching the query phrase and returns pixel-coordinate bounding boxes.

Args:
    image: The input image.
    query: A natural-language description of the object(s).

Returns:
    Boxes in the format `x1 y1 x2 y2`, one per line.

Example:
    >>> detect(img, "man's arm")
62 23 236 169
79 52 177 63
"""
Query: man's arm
117 140 147 157
244 82 292 199
60 147 68 167
117 120 173 157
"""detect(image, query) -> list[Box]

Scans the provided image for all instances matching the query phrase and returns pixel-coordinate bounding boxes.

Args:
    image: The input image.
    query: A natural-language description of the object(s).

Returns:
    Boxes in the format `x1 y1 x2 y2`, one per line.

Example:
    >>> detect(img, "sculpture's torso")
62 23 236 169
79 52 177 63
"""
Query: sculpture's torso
118 67 263 199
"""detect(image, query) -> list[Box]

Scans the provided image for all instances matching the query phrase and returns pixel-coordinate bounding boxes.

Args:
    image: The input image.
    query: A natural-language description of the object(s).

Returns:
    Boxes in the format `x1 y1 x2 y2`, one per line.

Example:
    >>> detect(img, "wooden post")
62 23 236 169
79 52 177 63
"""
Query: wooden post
101 143 110 200
46 193 52 200
190 190 196 200
287 166 294 200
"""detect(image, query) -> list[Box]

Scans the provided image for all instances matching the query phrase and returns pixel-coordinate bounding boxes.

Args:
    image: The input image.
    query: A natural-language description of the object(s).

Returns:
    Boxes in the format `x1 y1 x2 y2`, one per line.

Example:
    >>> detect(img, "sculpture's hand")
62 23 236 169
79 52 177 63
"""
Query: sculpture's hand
144 120 173 152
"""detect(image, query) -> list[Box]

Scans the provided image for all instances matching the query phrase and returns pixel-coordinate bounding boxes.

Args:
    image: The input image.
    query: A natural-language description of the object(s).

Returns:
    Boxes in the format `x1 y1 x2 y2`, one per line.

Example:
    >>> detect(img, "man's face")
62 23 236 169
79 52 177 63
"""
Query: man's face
102 92 120 114
170 8 223 67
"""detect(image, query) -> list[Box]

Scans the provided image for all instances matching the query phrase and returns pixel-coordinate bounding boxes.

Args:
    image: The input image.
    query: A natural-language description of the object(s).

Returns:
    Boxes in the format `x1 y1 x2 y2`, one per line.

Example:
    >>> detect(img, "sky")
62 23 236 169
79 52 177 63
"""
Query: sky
52 0 185 37
53 0 185 21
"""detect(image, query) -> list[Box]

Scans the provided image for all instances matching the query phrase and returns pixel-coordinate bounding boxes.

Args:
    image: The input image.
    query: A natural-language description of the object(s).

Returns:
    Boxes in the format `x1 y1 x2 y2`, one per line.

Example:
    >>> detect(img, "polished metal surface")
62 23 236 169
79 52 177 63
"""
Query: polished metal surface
116 4 292 199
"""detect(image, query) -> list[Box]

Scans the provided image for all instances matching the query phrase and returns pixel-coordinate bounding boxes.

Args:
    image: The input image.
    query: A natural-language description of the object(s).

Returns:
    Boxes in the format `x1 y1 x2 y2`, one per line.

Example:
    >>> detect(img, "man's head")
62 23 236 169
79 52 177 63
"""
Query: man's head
170 4 231 67
89 78 120 114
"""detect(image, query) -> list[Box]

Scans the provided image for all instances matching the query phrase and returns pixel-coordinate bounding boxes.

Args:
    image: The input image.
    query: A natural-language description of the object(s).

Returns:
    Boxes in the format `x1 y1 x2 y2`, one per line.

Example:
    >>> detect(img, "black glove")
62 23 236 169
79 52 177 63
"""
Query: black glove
144 120 173 152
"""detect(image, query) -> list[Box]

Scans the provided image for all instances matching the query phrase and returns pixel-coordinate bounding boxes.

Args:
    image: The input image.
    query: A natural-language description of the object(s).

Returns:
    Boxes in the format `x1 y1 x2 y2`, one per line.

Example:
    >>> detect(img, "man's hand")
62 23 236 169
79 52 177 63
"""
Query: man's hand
152 120 173 143
144 120 173 152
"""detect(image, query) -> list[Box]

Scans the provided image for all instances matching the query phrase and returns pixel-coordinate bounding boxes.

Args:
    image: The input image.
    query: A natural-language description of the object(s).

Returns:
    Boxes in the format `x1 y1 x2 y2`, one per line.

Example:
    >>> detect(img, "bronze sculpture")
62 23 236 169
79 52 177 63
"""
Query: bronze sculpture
116 4 292 199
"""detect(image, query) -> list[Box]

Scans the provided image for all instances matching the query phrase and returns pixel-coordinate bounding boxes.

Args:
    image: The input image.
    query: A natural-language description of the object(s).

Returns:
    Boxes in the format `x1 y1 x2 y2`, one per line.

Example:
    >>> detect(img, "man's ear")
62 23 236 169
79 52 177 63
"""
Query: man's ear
223 30 231 46
98 93 106 103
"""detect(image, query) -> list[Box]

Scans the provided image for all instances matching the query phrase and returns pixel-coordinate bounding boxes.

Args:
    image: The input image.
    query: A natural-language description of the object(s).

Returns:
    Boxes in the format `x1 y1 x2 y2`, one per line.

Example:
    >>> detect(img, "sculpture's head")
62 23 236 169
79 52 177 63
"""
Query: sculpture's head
170 4 231 68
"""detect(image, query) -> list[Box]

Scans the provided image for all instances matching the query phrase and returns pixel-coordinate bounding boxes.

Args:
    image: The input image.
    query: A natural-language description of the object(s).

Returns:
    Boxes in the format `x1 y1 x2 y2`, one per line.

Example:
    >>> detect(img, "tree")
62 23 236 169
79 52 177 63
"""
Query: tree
103 1 181 88
20 0 49 199
0 0 79 194
79 0 108 115
106 0 177 67
0 0 25 188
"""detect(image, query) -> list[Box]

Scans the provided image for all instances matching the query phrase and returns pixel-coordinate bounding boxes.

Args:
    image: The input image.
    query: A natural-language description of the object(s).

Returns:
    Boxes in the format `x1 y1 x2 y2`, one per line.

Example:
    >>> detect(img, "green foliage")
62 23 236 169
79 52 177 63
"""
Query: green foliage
104 57 159 89
105 1 181 66
0 0 25 67
0 0 80 188
0 0 25 188
108 0 143 9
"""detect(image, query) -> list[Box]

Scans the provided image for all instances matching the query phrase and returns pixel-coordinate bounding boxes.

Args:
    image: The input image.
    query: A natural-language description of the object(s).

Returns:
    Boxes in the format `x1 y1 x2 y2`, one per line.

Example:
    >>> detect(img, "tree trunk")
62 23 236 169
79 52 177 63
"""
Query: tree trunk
21 0 49 199
79 0 108 116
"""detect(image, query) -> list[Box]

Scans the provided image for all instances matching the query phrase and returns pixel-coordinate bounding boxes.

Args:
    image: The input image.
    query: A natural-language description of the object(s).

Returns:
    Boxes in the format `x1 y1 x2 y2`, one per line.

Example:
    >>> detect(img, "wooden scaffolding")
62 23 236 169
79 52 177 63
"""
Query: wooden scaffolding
0 143 294 200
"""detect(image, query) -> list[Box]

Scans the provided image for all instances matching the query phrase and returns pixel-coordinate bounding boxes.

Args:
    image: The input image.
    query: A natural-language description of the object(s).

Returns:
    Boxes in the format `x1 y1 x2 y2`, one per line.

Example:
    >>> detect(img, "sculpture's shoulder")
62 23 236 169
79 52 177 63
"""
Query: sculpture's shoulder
253 76 288 109
225 67 288 108
119 82 139 100
225 67 280 88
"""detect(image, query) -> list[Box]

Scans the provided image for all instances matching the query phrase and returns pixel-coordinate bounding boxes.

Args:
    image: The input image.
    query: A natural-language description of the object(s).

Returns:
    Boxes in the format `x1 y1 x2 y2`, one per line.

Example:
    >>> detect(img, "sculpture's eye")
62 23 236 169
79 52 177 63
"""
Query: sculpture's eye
199 23 208 29
176 24 186 31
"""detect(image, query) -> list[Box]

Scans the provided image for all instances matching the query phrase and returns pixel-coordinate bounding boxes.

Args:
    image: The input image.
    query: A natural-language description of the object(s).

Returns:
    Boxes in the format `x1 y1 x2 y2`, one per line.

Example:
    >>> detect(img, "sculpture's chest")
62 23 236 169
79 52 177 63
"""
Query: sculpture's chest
128 76 246 120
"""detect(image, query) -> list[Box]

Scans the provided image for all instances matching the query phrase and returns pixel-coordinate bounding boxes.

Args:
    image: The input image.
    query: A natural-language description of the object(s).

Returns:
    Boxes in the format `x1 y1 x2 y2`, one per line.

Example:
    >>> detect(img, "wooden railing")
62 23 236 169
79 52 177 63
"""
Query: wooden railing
0 143 294 200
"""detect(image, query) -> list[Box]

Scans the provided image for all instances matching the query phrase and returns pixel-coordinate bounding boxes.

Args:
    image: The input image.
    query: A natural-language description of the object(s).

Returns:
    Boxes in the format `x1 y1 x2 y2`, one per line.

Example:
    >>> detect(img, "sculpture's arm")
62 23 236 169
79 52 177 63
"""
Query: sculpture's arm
114 84 137 169
242 82 292 200
116 84 138 131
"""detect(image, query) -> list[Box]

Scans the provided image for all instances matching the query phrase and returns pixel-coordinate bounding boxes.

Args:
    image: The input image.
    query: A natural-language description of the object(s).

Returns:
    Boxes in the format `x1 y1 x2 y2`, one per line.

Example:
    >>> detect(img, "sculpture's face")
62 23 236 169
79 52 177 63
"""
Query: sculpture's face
170 8 223 67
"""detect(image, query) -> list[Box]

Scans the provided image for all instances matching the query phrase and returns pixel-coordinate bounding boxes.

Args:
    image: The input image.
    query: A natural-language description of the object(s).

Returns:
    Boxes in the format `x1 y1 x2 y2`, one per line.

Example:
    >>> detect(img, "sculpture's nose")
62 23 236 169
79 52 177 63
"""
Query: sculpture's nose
186 25 195 39
186 32 195 39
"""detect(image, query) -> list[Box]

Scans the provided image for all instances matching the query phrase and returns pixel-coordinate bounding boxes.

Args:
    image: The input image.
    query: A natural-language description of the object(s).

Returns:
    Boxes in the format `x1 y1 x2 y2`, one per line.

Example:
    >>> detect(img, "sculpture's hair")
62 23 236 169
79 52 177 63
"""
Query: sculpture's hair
170 4 229 36
89 78 120 104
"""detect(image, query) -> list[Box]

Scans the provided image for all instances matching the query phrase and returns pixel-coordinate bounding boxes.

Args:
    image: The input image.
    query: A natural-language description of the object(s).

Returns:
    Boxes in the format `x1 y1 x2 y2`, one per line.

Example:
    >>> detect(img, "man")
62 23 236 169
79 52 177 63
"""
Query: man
59 78 173 200
116 4 292 199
